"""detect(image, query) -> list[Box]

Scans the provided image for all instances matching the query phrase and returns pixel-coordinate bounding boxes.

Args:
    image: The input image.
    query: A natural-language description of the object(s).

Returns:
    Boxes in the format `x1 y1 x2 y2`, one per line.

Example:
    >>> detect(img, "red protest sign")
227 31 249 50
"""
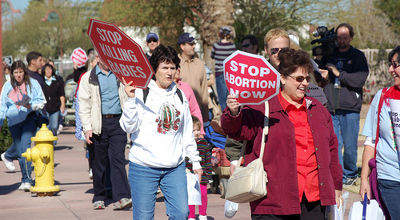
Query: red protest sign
223 51 280 105
87 19 154 88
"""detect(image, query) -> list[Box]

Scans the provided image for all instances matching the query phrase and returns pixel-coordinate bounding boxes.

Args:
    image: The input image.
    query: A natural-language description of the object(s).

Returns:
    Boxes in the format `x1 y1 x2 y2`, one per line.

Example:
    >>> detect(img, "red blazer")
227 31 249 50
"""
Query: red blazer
221 96 342 215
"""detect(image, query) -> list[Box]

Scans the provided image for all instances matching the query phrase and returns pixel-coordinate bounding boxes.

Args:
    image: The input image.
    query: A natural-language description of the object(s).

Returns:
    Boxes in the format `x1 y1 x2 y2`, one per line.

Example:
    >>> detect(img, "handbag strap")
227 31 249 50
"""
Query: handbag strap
374 88 388 159
362 193 368 219
237 101 269 166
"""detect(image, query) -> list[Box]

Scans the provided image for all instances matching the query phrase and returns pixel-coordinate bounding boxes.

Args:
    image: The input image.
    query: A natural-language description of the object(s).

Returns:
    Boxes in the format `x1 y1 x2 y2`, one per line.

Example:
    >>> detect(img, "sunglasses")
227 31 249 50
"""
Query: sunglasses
270 47 289 55
288 75 311 83
242 43 251 48
390 61 400 69
147 39 158 43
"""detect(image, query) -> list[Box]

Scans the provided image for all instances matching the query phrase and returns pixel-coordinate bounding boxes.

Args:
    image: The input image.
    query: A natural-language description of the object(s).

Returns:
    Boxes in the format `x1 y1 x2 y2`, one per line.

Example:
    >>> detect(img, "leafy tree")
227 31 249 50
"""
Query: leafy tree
233 0 313 51
306 0 399 49
375 0 400 35
2 0 101 59
101 0 199 50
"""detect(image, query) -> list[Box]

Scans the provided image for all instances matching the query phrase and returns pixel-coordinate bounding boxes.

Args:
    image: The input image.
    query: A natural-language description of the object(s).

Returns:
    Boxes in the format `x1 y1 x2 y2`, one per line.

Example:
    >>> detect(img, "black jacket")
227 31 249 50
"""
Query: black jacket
320 46 369 113
43 76 65 114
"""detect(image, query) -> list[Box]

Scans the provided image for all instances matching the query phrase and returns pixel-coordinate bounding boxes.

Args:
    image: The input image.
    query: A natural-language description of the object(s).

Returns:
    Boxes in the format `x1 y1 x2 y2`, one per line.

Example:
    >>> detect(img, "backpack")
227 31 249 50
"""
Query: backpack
204 124 227 149
142 87 183 104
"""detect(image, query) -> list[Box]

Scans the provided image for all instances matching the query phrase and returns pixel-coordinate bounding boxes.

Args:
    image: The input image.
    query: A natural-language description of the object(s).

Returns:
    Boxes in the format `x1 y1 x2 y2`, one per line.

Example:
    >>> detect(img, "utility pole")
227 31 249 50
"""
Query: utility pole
1 1 4 90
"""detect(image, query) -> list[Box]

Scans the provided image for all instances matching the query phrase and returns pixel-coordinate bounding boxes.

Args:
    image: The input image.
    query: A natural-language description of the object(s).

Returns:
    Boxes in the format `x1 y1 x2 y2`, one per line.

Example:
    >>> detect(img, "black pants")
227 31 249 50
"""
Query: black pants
251 195 326 220
92 116 130 202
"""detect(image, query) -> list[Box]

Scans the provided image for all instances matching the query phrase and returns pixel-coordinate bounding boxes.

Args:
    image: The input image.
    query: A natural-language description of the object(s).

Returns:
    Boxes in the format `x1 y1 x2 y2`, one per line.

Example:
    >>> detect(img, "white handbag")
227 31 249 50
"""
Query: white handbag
186 172 202 205
224 102 269 203
348 195 385 220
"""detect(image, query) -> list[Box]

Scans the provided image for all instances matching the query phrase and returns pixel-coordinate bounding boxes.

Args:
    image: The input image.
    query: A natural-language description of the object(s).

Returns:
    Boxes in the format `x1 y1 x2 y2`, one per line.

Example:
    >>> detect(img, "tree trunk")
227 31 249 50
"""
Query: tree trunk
199 0 234 70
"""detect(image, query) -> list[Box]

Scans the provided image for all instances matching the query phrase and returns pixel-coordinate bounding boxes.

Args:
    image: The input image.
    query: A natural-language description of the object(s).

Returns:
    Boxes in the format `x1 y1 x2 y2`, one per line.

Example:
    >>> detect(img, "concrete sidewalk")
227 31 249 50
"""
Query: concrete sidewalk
0 126 361 220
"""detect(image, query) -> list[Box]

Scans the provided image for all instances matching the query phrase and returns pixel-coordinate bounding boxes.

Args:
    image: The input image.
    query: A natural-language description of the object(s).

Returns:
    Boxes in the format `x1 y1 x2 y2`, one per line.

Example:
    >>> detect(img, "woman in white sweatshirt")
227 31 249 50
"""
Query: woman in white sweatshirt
120 45 202 220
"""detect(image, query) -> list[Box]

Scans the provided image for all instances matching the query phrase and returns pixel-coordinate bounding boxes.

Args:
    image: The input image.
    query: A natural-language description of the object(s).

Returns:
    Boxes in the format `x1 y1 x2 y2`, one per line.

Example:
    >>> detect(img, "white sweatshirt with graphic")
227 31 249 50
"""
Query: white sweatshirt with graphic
120 80 201 170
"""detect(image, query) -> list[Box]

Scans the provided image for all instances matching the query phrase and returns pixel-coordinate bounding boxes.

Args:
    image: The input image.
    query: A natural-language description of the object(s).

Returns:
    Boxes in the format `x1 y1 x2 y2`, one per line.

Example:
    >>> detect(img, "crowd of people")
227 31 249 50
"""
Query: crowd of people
1 22 399 220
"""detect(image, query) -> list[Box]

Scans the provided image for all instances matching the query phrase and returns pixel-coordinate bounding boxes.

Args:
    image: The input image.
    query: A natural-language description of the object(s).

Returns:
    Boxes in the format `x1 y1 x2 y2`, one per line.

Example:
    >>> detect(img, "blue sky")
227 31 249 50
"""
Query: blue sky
9 0 30 12
9 0 87 12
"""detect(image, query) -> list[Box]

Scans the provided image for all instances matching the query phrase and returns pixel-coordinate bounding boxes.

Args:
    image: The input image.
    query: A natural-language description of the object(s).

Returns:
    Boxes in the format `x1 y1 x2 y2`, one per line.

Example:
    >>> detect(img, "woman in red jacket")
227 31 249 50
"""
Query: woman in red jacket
221 48 342 219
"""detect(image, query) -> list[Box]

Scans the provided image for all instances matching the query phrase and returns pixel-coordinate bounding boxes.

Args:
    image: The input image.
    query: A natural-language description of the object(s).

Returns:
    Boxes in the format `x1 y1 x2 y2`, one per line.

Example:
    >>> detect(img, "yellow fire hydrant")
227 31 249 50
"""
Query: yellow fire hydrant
22 124 60 196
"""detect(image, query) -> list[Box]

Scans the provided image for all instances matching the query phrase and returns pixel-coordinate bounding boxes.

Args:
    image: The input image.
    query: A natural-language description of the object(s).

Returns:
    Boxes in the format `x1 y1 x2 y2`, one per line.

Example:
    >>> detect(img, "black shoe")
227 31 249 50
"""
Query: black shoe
343 177 358 186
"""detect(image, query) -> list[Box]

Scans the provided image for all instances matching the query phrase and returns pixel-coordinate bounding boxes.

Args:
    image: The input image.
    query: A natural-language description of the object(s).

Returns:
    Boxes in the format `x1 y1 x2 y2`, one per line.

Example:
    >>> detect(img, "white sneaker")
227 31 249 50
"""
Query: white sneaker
57 124 63 135
18 182 31 191
89 168 93 179
188 218 195 220
199 215 208 220
1 153 15 172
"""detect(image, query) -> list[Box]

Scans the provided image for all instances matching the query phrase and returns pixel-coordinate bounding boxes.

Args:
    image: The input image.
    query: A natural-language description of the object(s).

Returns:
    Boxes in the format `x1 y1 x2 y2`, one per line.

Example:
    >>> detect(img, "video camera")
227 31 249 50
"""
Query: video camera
311 26 337 58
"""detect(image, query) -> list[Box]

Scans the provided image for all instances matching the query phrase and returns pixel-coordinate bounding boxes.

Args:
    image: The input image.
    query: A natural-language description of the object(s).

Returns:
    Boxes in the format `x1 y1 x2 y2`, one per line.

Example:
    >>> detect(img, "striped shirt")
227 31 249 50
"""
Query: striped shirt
211 41 236 77
186 138 213 185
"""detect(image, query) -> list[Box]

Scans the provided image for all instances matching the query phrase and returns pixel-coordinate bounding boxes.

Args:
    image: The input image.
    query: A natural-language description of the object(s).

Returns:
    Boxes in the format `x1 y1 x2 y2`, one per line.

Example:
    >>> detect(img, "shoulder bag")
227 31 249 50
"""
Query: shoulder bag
225 102 268 203
368 88 390 218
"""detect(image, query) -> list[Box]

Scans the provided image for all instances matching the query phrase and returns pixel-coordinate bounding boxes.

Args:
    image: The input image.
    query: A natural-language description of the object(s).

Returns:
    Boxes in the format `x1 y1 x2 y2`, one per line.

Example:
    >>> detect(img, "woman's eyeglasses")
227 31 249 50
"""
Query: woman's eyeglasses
270 47 289 55
288 75 311 83
390 61 400 69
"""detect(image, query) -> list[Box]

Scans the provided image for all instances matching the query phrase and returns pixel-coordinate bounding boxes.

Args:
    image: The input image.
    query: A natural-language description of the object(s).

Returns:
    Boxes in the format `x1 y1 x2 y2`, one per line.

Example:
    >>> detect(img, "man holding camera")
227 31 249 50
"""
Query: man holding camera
320 23 369 185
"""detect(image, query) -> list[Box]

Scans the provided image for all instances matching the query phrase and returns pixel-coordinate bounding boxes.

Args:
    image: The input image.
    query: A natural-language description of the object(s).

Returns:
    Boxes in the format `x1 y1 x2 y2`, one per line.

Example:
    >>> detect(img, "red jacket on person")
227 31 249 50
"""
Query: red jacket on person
221 95 342 215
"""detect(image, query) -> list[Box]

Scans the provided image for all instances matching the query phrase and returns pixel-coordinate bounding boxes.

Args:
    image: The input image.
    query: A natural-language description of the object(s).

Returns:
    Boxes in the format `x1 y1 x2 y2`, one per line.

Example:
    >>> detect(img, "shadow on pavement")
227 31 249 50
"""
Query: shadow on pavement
60 130 75 135
55 180 92 186
54 146 73 151
85 188 94 194
0 182 20 195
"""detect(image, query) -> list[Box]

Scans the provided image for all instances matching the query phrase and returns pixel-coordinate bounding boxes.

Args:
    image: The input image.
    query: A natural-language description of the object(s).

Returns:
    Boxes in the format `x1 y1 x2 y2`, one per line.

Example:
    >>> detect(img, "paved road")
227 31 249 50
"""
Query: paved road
0 127 361 220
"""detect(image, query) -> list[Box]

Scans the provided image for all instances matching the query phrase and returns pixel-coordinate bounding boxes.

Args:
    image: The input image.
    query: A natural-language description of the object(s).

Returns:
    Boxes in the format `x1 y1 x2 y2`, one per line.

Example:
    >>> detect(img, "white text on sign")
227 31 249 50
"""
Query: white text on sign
97 28 122 45
226 60 276 100
230 60 270 77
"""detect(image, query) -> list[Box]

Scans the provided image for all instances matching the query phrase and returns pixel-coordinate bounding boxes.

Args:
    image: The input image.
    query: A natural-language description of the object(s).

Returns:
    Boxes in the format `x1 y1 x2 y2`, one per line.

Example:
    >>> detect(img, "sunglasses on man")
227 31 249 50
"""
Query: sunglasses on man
242 43 251 48
270 47 289 55
288 75 311 83
147 38 158 43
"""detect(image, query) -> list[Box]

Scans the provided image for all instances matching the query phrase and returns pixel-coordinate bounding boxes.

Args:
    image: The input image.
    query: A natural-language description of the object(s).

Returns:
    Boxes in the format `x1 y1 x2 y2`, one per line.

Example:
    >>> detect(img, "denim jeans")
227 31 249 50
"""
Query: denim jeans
378 179 400 220
7 114 36 183
47 111 60 136
129 162 189 220
216 74 228 111
331 110 360 180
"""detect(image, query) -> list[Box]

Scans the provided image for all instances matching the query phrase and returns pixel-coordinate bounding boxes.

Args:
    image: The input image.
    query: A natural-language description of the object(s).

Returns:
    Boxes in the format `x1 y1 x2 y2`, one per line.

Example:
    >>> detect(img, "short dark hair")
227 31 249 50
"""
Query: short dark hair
10 60 32 91
26 51 42 65
388 46 400 63
41 63 56 77
241 35 259 51
150 45 180 80
336 23 354 38
278 48 313 77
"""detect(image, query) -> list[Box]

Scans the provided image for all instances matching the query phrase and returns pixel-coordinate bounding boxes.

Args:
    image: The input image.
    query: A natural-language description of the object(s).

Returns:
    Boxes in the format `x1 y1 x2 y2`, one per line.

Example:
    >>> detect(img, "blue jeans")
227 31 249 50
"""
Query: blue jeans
216 74 228 111
378 179 400 220
47 111 60 136
6 114 36 183
128 162 188 220
331 110 360 180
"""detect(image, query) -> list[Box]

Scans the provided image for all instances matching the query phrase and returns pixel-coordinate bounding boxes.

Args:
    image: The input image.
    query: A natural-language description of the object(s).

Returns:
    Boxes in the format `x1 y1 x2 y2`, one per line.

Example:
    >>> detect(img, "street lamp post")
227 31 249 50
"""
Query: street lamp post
1 1 3 90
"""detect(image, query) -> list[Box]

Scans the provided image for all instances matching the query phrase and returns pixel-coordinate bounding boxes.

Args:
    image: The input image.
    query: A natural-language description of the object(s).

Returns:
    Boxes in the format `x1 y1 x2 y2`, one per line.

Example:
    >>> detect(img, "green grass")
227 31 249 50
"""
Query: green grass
0 120 13 155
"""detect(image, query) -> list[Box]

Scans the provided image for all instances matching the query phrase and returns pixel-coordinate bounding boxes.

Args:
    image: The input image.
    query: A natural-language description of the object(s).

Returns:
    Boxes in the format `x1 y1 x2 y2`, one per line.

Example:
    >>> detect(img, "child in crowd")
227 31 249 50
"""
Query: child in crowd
187 116 213 220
